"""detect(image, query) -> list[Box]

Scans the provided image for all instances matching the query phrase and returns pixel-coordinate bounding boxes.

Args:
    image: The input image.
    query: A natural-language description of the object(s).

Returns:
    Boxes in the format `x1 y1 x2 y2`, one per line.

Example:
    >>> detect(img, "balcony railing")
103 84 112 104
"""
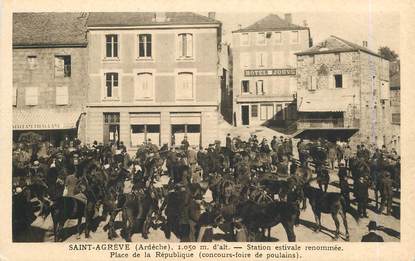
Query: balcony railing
297 118 359 129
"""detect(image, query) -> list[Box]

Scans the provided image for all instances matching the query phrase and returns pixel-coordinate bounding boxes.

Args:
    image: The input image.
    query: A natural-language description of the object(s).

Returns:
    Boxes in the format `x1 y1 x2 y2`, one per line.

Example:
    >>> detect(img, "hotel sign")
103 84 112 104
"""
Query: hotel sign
13 123 66 130
244 68 296 77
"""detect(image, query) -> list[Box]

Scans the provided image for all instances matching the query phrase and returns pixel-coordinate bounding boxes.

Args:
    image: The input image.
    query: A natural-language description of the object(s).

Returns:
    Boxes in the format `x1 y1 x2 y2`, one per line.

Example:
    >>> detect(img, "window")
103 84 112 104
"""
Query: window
177 33 193 58
251 105 258 117
272 51 284 67
260 104 274 120
25 87 38 105
309 76 317 90
241 80 250 94
240 53 250 68
12 88 17 106
138 34 152 58
334 74 343 88
135 72 154 100
256 80 264 95
27 56 37 70
131 124 160 147
335 53 341 63
54 55 71 77
291 31 299 43
256 52 266 67
176 72 194 99
105 34 118 58
241 33 249 46
274 32 282 44
56 86 69 105
105 72 119 99
257 32 266 45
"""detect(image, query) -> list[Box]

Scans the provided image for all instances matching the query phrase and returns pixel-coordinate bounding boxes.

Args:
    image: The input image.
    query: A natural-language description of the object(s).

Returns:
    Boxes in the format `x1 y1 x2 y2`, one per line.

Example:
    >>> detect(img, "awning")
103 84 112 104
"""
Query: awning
293 128 358 141
298 98 350 112
13 109 83 130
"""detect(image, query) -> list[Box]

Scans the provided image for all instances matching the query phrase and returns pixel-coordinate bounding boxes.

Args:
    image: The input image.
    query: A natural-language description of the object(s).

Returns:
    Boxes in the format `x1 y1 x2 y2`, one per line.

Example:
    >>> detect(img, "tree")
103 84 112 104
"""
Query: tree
378 46 399 61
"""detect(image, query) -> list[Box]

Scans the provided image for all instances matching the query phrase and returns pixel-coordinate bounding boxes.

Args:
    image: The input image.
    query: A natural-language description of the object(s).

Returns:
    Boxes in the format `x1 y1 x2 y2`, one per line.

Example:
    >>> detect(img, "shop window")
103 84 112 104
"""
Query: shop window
172 123 200 146
334 74 343 88
54 55 71 77
131 124 160 146
177 33 193 59
135 72 154 100
176 72 194 100
187 124 200 133
105 34 119 58
241 33 249 46
25 87 38 106
103 112 120 144
241 80 250 94
105 72 119 99
56 86 69 105
138 34 152 58
251 105 258 117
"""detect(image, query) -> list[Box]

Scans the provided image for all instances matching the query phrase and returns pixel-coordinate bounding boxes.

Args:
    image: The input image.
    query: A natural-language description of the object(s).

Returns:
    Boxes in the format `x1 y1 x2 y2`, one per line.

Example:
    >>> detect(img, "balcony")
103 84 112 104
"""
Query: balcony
297 118 359 129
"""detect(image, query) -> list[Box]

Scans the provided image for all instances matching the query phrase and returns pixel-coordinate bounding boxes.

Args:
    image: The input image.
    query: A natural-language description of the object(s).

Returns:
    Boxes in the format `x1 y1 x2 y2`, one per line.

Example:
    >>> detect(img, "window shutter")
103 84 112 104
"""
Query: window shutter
56 86 69 105
186 34 193 57
177 34 183 57
25 87 38 105
55 57 64 77
144 73 153 98
147 35 152 57
13 87 17 106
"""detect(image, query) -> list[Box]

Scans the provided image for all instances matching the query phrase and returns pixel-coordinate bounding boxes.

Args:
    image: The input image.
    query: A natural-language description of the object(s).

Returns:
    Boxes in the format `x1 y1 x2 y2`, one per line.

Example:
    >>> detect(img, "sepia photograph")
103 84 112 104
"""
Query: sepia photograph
10 10 401 245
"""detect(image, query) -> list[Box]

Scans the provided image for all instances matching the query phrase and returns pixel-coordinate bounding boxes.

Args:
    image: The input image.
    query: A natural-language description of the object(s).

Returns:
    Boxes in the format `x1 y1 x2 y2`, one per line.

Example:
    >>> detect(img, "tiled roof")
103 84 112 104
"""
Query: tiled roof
296 35 385 59
13 12 88 47
87 12 221 27
233 14 308 33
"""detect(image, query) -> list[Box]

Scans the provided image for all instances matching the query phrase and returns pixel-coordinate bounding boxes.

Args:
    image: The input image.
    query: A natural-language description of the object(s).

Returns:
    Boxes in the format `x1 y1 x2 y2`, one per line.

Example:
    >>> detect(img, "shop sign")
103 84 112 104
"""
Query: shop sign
244 68 296 77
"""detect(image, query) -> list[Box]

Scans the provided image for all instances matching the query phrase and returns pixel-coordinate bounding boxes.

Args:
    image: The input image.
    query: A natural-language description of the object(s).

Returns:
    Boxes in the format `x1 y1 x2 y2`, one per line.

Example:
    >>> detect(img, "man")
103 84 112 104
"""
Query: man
338 161 350 209
355 176 369 218
187 147 198 179
379 170 393 216
166 147 178 178
181 135 190 152
361 221 384 242
271 136 278 152
225 133 232 151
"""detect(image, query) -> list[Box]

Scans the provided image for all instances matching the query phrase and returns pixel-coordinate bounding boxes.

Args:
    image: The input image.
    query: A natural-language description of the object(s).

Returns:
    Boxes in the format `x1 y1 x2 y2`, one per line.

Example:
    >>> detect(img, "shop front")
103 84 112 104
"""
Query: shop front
13 109 84 146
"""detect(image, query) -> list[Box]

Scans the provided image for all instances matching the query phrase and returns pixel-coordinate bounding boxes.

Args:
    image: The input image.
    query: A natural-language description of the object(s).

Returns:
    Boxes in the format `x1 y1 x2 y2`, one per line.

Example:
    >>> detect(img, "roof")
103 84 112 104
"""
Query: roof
390 72 400 89
233 14 308 33
13 109 83 130
296 35 386 59
87 12 221 27
13 12 88 47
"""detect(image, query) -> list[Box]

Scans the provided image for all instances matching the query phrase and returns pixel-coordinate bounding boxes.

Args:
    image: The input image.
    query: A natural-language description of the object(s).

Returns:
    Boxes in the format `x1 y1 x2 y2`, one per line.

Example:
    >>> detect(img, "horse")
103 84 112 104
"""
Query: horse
49 174 104 242
303 184 349 241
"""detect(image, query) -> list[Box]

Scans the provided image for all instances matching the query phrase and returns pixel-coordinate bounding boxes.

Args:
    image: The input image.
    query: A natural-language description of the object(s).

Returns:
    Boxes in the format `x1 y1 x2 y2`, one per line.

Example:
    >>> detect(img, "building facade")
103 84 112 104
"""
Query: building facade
231 14 311 127
390 61 400 153
295 36 392 147
12 13 88 145
84 12 222 151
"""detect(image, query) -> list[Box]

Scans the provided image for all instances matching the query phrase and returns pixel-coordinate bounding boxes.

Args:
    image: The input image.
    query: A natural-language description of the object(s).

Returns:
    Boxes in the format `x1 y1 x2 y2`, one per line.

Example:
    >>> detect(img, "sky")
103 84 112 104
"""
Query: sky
209 12 400 56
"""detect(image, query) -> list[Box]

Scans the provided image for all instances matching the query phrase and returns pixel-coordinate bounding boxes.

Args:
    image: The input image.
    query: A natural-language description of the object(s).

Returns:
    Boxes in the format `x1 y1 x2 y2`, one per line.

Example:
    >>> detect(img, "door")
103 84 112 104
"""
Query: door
241 105 250 125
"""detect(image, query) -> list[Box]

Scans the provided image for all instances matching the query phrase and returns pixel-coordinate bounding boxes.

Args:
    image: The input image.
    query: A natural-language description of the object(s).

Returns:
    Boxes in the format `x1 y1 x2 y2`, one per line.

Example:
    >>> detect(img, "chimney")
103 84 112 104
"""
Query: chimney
362 40 368 47
208 12 216 20
155 12 167 22
284 13 292 24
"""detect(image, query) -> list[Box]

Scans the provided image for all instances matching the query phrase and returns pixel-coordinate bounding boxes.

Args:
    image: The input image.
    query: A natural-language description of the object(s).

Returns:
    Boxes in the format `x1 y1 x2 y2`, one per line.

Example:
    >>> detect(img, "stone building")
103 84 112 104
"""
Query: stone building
12 13 88 145
231 13 311 127
84 12 222 150
390 61 400 153
295 35 392 147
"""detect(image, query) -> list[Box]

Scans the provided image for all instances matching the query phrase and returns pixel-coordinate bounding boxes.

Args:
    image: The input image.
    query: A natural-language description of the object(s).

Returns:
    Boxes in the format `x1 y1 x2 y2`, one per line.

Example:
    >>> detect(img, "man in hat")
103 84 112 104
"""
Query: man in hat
379 170 393 216
361 221 384 242
225 133 232 151
181 135 190 152
355 176 369 218
271 136 279 152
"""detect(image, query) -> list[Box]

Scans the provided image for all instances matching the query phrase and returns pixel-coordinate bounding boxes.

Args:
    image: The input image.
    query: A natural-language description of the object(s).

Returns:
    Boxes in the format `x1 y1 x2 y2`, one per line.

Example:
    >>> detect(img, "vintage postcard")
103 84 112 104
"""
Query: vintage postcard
0 0 414 260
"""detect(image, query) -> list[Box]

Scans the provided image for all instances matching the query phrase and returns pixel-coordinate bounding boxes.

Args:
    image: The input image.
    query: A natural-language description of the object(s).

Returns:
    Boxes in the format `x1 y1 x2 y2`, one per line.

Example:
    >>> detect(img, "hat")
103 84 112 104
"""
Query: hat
33 160 40 166
367 221 377 231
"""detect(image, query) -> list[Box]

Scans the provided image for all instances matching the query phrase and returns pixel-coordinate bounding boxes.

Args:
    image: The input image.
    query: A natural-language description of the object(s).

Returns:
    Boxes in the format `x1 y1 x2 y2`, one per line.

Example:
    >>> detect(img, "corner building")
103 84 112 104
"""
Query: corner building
231 14 311 127
85 12 222 151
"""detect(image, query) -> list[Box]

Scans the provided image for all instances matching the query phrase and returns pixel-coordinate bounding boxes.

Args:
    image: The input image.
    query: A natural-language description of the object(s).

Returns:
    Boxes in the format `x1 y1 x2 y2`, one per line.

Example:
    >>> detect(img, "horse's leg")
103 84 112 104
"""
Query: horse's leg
76 216 83 239
340 208 350 241
84 203 93 238
332 212 340 240
282 222 296 242
108 209 119 239
142 206 154 239
313 211 321 232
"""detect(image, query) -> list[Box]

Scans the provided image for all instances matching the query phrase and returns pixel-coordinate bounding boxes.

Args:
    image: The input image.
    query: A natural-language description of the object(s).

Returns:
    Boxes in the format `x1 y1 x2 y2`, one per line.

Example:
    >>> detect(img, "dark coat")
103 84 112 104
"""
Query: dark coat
361 232 384 242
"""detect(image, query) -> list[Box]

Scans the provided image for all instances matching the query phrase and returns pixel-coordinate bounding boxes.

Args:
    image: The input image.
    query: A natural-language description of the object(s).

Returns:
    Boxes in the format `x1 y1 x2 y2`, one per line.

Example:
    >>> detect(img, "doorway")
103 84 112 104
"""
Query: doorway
241 105 250 125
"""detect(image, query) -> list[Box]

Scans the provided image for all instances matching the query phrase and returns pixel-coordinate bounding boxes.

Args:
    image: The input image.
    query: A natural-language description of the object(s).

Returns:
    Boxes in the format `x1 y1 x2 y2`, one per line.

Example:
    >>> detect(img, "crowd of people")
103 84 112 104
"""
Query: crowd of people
12 132 400 242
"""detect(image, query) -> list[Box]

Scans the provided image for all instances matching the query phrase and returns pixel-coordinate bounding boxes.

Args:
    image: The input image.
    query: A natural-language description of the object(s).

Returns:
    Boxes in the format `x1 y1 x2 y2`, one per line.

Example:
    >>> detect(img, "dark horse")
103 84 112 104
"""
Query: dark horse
303 184 350 240
235 199 298 242
49 175 104 242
